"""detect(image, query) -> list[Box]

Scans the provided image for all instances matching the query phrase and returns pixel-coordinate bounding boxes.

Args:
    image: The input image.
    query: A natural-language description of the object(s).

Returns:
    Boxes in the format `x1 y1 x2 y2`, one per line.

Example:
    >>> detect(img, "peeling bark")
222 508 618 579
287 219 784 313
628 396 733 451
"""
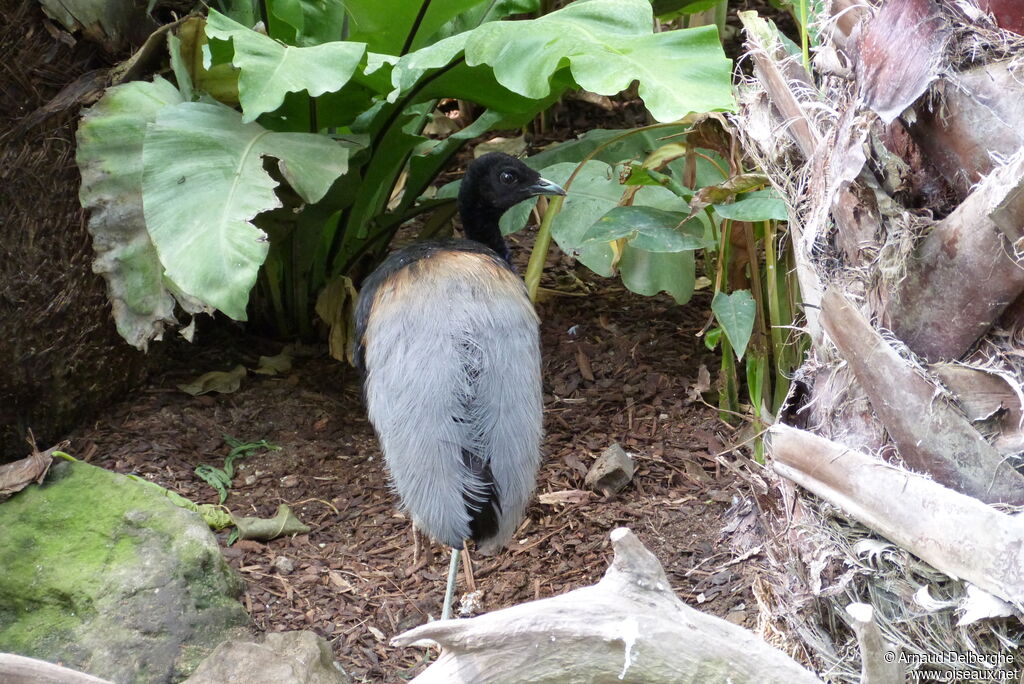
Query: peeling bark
908 61 1024 199
769 424 1024 605
394 528 822 684
885 151 1024 361
932 364 1024 454
853 0 948 124
822 288 1024 504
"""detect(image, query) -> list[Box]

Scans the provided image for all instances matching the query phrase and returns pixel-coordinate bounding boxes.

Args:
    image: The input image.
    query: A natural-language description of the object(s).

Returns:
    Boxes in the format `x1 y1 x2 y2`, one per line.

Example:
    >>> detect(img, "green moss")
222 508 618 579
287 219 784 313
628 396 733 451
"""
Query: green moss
0 462 151 634
0 460 247 666
0 462 225 643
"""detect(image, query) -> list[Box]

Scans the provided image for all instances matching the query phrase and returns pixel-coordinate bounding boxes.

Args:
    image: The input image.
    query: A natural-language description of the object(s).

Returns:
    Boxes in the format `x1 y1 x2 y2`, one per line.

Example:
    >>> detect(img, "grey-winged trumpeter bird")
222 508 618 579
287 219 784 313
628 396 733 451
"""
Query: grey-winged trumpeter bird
354 152 565 620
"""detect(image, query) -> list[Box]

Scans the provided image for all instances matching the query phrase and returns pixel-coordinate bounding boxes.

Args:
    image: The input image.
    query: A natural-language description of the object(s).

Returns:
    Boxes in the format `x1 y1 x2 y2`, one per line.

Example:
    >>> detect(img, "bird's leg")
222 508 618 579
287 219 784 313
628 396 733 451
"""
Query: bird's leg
441 546 461 621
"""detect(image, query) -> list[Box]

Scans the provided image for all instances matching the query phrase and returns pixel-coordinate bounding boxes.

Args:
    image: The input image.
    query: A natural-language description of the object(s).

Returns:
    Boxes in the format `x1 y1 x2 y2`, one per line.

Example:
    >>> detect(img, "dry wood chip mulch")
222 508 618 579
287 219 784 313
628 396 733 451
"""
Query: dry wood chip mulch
70 274 762 682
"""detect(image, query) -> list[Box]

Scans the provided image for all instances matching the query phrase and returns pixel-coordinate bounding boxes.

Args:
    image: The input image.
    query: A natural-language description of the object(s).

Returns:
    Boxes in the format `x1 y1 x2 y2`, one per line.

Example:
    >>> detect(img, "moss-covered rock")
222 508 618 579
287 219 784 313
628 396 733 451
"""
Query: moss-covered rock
0 461 250 683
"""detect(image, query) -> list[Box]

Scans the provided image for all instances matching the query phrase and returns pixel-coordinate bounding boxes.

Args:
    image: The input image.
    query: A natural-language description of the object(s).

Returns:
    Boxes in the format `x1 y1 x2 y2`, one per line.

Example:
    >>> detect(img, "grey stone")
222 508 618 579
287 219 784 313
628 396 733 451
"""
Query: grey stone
0 461 251 683
183 631 351 684
584 443 636 496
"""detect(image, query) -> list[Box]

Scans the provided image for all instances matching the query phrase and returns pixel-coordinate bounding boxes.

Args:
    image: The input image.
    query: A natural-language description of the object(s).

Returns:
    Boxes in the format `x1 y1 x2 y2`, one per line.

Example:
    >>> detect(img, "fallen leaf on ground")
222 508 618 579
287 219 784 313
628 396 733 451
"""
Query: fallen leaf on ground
233 504 310 541
0 440 68 499
254 345 294 376
177 364 247 396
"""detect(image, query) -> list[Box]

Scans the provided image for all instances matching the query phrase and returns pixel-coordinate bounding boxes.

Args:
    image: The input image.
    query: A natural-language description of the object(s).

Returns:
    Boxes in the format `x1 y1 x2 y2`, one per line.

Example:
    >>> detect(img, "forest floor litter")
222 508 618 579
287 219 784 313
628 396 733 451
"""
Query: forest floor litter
71 260 764 680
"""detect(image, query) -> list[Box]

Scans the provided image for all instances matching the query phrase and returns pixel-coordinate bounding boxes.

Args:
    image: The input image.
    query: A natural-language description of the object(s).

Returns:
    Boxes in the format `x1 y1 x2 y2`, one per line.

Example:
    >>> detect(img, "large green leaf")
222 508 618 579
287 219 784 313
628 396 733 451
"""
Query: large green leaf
527 126 690 169
205 10 366 122
267 0 346 46
619 248 695 303
141 101 357 320
537 161 704 302
713 189 789 222
391 0 734 122
712 290 756 360
542 161 623 277
580 206 712 252
344 0 484 55
76 77 201 351
439 0 540 37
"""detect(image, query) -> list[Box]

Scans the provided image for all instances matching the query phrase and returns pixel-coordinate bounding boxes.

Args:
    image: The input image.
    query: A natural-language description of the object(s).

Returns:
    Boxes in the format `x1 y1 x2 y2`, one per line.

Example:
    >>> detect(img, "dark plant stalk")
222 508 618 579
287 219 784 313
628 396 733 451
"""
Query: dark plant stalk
326 59 465 277
401 0 434 56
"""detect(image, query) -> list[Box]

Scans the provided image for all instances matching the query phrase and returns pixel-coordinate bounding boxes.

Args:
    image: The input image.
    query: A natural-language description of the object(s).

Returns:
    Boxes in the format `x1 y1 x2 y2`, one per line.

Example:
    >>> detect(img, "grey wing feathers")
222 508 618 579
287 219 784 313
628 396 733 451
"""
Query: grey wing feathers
361 252 542 552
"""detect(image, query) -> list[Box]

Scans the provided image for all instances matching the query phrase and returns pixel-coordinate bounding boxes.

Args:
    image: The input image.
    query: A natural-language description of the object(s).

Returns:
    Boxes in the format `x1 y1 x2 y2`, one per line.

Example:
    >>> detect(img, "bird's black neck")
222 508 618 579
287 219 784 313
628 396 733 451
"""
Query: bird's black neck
457 196 512 265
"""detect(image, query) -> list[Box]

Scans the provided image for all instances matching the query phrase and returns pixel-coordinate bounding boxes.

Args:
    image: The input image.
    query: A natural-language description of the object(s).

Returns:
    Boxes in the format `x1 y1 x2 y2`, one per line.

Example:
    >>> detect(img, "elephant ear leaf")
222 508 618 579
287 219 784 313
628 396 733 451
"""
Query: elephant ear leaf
141 101 359 320
205 10 366 122
392 0 734 122
76 77 201 351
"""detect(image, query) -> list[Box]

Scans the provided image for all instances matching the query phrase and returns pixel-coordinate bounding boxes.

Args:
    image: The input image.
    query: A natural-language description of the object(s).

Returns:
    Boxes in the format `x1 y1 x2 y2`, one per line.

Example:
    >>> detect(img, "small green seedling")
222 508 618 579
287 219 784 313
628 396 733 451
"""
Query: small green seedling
195 433 280 504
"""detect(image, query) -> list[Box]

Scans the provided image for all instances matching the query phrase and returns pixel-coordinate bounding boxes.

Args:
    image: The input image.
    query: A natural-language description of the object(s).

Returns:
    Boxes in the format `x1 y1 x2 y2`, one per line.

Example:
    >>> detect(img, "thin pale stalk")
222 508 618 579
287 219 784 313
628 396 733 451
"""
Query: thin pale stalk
719 337 739 420
525 195 563 302
798 0 811 72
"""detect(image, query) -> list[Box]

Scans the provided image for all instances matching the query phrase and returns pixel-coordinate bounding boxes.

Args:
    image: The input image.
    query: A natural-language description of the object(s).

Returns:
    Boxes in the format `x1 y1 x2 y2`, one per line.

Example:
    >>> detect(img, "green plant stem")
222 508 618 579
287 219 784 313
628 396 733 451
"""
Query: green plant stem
742 219 769 404
714 0 728 40
798 0 811 72
525 195 563 301
719 336 739 421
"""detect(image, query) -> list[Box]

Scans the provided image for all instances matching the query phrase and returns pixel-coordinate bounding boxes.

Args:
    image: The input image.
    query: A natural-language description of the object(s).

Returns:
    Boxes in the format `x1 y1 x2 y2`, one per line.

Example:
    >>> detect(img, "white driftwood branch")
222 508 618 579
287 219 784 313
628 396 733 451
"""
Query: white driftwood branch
845 603 904 684
394 528 822 684
0 654 114 684
769 423 1024 605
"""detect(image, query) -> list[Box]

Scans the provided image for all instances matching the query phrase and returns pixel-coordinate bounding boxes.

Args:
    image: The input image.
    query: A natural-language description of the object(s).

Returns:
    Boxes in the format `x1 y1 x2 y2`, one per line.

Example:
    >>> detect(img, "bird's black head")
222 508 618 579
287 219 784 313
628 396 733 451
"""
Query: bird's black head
460 152 565 212
457 152 565 262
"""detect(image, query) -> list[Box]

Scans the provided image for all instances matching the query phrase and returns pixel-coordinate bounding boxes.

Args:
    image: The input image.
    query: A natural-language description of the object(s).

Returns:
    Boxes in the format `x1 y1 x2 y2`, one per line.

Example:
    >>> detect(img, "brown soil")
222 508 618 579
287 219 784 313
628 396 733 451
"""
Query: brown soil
70 264 762 681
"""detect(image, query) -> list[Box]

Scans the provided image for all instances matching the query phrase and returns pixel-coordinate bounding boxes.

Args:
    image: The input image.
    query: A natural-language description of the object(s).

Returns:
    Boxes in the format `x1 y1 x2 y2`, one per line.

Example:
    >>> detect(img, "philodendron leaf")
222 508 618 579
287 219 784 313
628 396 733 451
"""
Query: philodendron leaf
712 290 756 361
76 77 202 351
392 0 734 122
713 189 789 222
205 10 366 122
268 0 346 46
539 162 704 304
580 206 712 252
542 160 624 277
142 101 357 320
344 0 483 55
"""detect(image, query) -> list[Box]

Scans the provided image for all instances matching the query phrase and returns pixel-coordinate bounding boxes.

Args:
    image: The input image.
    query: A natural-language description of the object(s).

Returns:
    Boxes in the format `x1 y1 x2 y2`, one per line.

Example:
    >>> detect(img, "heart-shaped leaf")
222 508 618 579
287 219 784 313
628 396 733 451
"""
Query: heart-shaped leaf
712 290 757 360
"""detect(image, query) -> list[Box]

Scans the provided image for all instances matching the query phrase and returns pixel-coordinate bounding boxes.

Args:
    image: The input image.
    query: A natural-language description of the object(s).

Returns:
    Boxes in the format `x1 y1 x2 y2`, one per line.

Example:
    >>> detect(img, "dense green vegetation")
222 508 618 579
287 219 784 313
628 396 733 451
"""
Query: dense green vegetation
77 0 806 432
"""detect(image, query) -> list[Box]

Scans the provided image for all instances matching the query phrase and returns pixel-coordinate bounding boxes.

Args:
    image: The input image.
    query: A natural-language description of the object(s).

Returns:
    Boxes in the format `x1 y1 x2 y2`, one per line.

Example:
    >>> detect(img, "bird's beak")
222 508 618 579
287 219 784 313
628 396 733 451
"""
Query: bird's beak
526 177 566 197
